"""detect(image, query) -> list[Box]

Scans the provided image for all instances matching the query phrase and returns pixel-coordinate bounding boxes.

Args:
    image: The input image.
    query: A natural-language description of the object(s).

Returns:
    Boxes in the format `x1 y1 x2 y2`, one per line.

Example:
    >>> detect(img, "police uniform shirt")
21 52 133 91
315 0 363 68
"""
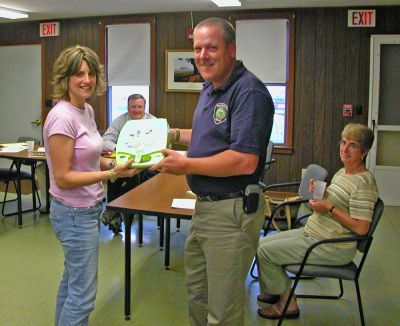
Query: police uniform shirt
187 61 275 196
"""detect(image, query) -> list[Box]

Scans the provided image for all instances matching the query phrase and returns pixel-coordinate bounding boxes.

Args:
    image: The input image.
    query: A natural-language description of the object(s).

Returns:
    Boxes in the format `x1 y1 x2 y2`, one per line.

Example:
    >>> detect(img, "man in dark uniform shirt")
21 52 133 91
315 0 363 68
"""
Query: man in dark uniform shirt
151 17 274 325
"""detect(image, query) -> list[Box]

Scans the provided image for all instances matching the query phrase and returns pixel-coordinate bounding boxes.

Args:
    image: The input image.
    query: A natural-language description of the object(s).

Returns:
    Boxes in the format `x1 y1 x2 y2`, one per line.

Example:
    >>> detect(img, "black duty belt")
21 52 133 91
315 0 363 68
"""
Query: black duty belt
196 191 243 202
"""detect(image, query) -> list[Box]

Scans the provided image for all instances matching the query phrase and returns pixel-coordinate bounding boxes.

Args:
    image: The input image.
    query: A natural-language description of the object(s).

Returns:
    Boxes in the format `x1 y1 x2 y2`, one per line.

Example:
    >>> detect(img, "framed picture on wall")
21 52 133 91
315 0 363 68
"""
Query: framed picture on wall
165 49 204 92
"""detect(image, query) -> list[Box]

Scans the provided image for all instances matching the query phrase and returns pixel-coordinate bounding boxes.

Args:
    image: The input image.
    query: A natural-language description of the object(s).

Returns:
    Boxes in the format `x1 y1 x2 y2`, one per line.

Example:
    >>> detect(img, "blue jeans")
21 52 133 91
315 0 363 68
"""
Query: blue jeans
49 199 103 326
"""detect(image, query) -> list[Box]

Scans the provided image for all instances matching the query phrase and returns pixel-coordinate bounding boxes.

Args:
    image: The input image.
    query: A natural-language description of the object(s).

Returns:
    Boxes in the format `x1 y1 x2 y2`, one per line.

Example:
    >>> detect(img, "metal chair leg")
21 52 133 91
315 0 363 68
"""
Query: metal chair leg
355 279 365 326
277 277 300 326
2 178 41 217
250 258 258 279
2 180 17 216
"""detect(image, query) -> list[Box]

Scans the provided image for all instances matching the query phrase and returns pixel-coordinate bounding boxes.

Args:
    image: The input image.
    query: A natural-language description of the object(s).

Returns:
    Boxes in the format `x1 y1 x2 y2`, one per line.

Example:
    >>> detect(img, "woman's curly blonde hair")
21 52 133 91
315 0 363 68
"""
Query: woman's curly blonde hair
52 45 106 100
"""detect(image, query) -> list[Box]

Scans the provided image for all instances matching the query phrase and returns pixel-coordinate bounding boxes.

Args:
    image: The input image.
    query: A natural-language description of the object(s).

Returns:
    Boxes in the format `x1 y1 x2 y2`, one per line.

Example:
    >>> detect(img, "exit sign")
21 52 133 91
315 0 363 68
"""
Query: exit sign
348 10 376 27
40 22 60 37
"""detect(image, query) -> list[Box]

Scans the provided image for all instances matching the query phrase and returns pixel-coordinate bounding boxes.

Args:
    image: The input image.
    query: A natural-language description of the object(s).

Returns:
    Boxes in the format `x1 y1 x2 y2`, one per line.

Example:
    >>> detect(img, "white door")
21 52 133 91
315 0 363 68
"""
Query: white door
368 35 400 206
0 44 43 144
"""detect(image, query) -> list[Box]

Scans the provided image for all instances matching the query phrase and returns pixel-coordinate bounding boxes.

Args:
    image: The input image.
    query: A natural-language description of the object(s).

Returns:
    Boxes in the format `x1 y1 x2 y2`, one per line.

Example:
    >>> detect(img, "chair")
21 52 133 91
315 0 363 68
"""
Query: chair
259 141 276 184
0 136 41 216
263 163 328 232
250 164 328 279
278 198 384 326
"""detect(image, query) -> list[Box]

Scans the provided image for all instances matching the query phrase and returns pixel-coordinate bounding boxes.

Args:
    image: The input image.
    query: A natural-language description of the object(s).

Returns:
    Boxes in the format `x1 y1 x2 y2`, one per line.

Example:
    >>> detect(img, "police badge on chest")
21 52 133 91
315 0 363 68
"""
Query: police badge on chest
213 103 228 124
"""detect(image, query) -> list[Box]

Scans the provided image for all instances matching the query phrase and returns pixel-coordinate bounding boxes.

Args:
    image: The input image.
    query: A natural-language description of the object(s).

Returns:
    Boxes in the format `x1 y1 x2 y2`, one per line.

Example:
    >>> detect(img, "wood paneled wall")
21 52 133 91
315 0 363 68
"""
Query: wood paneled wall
1 6 399 184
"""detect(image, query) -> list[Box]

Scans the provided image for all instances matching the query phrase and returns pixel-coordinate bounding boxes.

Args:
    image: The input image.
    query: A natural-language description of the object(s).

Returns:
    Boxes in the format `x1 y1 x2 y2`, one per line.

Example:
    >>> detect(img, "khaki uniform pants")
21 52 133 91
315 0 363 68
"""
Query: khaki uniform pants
184 195 265 326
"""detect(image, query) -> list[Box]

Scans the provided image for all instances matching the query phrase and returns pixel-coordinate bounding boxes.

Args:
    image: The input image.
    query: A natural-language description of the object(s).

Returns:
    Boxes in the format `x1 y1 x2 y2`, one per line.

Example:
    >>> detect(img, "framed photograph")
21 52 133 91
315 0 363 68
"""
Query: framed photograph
165 49 204 92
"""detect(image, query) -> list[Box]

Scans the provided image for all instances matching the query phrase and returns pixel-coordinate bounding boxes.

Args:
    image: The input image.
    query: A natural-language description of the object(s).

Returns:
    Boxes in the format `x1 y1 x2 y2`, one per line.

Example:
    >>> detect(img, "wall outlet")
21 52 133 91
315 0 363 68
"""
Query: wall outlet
301 168 307 179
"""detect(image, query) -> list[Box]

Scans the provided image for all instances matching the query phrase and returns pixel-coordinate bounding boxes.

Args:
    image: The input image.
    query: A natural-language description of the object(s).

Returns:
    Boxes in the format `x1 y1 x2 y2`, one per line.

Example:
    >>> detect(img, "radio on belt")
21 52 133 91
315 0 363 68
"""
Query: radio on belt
243 184 260 214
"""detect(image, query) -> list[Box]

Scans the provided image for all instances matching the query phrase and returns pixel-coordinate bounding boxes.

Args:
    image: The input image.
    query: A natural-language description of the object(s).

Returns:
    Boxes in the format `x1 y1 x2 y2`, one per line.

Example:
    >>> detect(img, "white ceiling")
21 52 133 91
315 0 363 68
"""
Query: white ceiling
0 0 399 24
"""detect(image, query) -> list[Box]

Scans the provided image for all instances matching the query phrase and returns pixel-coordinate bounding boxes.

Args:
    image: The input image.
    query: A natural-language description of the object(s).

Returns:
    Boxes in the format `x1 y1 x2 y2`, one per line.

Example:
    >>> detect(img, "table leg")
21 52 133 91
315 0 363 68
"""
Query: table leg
138 214 143 247
124 213 132 320
165 218 170 270
159 216 164 250
15 160 23 228
31 163 37 210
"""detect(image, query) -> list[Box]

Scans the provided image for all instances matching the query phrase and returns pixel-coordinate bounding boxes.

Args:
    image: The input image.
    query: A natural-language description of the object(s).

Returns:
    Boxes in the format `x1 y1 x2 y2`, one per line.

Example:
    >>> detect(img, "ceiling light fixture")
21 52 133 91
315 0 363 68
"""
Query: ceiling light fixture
0 6 28 19
211 0 242 7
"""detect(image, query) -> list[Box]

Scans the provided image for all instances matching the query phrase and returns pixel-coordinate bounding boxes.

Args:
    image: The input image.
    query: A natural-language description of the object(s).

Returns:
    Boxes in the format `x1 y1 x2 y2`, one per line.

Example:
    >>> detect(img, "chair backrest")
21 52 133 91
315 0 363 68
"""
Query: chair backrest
265 141 274 169
18 136 41 145
298 164 328 199
358 197 384 252
260 141 275 182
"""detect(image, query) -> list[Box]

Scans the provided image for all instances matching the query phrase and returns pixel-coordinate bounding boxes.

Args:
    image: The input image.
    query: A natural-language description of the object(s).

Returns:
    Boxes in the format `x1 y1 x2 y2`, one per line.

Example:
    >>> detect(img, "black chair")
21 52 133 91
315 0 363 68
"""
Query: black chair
0 137 41 216
277 198 384 326
263 164 328 232
250 164 328 279
259 141 276 184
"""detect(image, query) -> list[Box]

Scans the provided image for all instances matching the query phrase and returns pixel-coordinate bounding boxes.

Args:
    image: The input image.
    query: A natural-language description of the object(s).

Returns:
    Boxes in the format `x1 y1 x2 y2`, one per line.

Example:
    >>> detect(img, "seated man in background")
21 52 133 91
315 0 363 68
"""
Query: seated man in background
102 93 156 150
102 93 157 233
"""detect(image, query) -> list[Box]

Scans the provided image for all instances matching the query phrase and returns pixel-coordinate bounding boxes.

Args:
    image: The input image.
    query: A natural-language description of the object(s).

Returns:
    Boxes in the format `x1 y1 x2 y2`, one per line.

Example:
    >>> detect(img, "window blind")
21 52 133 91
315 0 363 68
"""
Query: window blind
236 19 287 83
106 23 150 86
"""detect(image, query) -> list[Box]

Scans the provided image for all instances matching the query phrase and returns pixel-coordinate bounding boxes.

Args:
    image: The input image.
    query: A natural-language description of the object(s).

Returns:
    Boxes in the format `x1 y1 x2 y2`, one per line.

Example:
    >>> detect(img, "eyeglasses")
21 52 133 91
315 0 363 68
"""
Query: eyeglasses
339 139 361 149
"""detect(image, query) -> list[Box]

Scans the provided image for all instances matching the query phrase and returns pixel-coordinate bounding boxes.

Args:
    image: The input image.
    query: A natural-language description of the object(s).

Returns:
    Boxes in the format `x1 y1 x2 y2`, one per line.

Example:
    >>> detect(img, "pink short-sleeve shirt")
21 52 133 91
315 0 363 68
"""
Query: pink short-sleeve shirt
43 100 104 207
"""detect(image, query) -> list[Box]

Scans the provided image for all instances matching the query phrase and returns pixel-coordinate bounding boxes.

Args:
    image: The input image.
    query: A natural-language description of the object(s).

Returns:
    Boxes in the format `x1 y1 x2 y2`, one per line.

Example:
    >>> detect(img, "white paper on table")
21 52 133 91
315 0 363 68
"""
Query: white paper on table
0 145 25 153
0 142 26 147
171 198 196 210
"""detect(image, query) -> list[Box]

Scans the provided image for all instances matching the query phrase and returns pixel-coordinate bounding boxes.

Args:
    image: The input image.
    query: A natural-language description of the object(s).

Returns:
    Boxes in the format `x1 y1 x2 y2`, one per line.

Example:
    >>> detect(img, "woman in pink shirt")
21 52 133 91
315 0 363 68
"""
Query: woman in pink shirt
43 45 136 326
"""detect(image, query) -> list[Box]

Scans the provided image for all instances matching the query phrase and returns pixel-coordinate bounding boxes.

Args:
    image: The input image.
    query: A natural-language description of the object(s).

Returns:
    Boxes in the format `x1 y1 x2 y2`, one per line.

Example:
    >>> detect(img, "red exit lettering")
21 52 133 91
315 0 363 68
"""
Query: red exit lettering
348 10 376 28
40 22 60 37
352 11 373 25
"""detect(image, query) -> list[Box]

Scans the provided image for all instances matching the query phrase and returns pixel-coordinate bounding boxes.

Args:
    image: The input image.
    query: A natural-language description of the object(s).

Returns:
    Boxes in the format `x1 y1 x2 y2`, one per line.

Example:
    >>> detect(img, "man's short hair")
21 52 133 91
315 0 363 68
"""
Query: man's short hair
127 94 146 107
194 17 236 45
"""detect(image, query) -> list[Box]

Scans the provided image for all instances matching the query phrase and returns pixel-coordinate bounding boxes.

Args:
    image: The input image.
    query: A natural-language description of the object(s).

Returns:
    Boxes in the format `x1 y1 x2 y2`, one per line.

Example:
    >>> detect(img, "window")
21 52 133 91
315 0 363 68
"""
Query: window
106 23 150 124
99 17 155 130
108 86 149 123
231 13 295 153
266 84 286 144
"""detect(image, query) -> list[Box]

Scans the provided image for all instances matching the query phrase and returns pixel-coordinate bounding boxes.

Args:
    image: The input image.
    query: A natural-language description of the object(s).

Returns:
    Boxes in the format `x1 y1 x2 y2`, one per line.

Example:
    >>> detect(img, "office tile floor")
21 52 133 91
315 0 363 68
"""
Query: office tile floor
0 195 399 326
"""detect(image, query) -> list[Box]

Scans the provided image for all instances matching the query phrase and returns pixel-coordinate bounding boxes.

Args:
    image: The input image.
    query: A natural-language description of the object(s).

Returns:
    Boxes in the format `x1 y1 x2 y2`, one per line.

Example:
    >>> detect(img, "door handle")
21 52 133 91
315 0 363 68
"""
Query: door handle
31 119 42 126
